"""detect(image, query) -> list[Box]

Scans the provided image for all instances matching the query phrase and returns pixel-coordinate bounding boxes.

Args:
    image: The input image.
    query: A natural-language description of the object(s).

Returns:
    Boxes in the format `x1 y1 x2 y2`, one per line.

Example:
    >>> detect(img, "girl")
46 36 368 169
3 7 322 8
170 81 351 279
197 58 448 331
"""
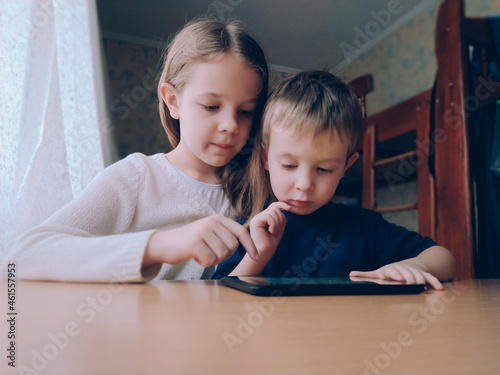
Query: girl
6 18 268 282
213 70 456 289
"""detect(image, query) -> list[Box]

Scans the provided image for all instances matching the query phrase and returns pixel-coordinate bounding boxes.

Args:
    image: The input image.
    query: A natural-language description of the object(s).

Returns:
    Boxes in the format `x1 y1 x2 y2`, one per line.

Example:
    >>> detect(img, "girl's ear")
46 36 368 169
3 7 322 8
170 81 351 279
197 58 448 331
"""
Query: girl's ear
160 83 180 119
260 145 270 171
344 151 359 172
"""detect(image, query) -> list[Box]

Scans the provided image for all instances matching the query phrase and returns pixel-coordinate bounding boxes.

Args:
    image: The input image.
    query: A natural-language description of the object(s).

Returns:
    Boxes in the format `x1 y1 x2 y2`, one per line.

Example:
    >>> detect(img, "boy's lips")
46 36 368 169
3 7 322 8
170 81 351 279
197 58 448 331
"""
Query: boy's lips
289 200 313 208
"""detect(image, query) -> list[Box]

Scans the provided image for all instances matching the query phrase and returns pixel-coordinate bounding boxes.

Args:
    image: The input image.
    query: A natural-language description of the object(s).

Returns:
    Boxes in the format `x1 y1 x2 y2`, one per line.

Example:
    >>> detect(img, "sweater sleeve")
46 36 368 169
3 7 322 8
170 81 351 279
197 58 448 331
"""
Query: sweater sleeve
2 155 162 283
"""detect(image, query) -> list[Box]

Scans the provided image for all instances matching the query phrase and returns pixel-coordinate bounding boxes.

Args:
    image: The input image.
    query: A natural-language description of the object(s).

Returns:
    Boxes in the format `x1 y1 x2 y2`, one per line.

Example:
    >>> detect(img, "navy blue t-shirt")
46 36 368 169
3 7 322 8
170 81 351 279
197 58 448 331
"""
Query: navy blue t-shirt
212 202 437 279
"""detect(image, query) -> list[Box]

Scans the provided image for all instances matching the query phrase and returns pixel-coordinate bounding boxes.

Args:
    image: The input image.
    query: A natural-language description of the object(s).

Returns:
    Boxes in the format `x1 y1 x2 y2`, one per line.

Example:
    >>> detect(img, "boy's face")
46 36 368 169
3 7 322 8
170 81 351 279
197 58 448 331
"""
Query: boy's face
263 126 358 215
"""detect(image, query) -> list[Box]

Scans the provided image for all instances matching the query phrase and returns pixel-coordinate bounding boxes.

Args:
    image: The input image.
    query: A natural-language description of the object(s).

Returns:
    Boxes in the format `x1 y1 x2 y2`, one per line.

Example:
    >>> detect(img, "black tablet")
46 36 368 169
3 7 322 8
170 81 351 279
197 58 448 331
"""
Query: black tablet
221 276 426 296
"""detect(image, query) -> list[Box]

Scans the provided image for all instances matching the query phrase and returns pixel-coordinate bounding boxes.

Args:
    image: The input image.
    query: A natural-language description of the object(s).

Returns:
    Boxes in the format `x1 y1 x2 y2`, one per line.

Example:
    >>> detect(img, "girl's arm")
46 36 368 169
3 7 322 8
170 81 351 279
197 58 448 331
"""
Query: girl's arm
350 246 456 290
228 202 291 276
5 154 257 283
3 155 158 283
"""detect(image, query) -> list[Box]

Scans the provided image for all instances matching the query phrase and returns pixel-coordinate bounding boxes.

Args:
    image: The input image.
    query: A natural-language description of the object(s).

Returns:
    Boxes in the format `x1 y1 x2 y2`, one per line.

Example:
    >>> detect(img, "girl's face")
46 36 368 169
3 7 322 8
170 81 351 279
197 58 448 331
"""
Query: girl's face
263 126 358 215
161 53 262 180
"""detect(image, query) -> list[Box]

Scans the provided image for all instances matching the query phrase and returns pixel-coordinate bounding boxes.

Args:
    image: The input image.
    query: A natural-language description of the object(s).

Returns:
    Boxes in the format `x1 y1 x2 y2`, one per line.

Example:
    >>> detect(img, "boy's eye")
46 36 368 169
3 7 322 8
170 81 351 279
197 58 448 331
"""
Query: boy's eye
317 168 333 174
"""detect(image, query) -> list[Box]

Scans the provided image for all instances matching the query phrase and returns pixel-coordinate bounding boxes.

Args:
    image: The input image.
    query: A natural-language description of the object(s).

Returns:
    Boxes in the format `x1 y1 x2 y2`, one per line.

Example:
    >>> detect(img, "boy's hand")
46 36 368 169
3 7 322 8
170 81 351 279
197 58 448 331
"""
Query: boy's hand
349 260 444 290
249 202 291 260
144 214 259 268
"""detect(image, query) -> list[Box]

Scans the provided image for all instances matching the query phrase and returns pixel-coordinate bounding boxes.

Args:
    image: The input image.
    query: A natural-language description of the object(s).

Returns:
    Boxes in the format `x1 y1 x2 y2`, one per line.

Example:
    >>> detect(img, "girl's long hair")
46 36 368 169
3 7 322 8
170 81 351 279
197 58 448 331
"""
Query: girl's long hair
157 17 268 208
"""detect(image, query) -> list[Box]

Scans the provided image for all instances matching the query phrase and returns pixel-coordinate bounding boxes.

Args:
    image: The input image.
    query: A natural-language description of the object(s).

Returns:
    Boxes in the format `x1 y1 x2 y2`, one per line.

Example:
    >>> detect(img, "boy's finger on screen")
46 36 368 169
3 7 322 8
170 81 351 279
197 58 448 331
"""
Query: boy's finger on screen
349 270 374 278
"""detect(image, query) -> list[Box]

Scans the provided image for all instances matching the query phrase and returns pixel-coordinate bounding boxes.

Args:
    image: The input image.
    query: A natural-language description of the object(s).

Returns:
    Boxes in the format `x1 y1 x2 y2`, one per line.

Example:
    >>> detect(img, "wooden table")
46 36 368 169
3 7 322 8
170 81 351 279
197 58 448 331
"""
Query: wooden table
2 279 499 375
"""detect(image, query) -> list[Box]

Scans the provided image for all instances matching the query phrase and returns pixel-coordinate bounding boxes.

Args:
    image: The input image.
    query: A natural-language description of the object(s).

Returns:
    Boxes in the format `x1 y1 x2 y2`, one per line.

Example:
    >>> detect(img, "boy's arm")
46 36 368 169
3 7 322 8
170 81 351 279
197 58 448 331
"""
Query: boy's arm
405 245 456 281
228 202 291 276
228 252 272 276
350 246 456 290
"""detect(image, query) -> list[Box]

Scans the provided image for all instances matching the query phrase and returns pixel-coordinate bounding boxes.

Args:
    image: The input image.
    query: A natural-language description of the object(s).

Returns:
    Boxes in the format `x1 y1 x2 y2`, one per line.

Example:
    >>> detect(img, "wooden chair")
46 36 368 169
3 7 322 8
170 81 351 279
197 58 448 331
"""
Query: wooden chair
349 0 500 280
348 74 435 239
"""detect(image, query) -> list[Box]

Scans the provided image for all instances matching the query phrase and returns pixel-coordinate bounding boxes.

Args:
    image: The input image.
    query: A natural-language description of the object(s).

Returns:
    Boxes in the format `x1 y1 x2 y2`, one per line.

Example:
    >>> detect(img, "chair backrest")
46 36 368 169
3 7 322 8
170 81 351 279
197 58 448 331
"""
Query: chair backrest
360 91 435 239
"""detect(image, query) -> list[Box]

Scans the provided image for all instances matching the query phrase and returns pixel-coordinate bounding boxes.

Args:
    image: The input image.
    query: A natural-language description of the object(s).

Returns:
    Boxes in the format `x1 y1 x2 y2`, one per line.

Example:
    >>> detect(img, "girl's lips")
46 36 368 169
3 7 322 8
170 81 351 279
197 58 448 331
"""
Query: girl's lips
212 143 233 150
290 200 312 208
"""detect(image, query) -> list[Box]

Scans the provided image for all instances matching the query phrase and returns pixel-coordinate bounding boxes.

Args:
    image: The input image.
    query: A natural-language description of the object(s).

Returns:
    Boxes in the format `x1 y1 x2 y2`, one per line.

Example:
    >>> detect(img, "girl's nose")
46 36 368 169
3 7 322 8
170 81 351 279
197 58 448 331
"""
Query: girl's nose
218 111 239 134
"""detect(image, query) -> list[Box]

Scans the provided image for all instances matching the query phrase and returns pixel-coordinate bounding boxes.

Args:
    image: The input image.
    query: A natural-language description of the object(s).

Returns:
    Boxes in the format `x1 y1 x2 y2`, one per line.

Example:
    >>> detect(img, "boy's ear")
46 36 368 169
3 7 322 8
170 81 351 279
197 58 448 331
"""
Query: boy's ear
344 152 359 172
160 83 180 119
260 145 269 171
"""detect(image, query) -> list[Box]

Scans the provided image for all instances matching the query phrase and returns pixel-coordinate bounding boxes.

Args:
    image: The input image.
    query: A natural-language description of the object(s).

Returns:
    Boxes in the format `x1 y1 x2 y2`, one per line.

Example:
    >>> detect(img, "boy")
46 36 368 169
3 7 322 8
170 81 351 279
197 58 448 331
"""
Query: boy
213 71 455 289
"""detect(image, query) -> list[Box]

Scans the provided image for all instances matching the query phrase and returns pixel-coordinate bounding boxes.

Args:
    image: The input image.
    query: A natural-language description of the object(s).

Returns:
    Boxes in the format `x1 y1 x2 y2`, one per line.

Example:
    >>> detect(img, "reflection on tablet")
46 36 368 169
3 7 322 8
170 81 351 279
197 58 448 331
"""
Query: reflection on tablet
237 276 273 285
237 276 419 286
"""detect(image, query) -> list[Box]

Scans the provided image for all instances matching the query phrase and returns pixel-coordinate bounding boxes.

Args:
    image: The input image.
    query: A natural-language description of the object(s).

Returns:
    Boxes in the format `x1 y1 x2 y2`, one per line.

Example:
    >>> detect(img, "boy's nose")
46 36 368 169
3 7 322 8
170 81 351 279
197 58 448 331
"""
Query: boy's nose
218 111 239 134
295 170 313 191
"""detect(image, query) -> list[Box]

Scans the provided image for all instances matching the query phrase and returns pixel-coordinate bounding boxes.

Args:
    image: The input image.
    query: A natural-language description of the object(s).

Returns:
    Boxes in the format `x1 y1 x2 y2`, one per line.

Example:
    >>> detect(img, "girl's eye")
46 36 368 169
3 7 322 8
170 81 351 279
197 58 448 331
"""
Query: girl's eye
239 109 254 117
317 168 333 174
202 104 218 111
282 164 297 169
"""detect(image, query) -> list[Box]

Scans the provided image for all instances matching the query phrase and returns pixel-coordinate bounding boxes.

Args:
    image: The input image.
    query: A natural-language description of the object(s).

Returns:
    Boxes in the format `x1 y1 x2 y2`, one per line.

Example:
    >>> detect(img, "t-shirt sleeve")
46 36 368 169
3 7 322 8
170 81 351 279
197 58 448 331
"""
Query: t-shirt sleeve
370 211 438 269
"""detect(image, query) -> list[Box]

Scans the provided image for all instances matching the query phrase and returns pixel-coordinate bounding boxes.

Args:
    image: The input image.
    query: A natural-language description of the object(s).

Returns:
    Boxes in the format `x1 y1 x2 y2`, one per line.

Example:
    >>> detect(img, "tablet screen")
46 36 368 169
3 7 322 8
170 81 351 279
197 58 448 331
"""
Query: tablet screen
221 276 426 296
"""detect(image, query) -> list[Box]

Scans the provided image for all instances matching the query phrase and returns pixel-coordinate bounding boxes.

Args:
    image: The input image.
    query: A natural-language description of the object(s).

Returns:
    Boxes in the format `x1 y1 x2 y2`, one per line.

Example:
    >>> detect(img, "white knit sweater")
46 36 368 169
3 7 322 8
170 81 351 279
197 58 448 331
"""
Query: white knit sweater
4 153 234 282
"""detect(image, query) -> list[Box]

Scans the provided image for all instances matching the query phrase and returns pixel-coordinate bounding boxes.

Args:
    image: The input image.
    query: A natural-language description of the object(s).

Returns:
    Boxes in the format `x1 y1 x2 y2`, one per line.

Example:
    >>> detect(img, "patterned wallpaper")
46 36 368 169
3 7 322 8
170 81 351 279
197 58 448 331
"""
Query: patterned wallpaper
103 39 170 159
335 0 500 116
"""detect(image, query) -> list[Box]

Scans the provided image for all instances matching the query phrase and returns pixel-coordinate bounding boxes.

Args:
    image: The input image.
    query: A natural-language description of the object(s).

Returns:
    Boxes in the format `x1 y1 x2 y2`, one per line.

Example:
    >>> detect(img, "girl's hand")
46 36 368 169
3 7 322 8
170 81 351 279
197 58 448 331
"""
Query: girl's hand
249 202 291 260
349 260 444 290
143 215 258 268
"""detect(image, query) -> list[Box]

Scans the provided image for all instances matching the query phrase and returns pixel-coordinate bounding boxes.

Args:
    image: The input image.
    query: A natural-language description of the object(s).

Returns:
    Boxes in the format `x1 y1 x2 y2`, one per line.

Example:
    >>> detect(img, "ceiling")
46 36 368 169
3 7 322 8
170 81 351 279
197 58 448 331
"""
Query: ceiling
96 0 436 72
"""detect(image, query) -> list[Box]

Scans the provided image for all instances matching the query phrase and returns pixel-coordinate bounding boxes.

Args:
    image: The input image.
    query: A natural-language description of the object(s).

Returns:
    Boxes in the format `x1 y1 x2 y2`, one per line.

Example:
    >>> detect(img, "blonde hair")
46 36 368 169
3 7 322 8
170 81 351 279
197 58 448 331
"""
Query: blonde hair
233 70 363 222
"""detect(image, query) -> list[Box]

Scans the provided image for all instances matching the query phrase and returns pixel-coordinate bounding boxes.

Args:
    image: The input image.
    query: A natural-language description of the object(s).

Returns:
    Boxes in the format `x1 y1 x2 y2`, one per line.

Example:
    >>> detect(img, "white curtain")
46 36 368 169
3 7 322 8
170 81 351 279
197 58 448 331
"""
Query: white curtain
0 0 116 259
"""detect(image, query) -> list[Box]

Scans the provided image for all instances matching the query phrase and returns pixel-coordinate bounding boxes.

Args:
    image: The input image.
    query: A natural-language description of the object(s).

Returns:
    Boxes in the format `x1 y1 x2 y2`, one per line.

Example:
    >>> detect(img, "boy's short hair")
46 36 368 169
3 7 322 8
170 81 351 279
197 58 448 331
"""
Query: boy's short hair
261 70 362 157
